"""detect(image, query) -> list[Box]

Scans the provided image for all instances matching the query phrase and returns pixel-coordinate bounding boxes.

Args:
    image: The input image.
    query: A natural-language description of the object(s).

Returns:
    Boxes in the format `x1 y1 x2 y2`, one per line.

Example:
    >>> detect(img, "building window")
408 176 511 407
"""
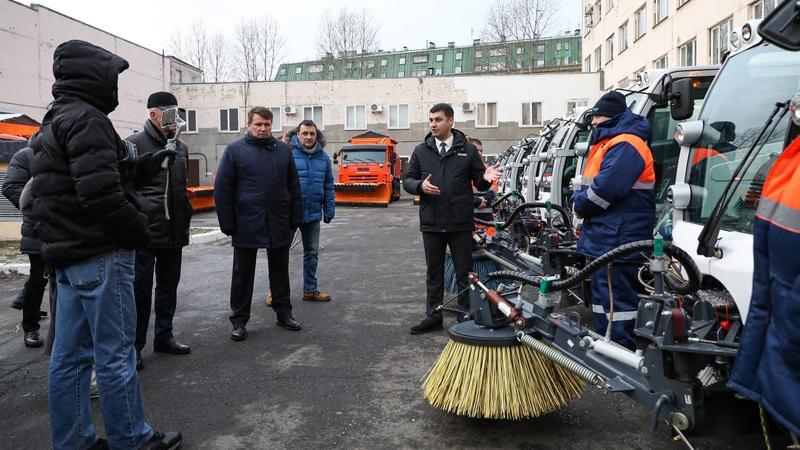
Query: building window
399 57 406 65
398 70 405 77
653 54 668 69
751 0 778 19
178 109 197 133
537 44 545 53
563 56 570 65
710 17 733 64
381 59 387 66
635 4 647 40
345 105 366 130
608 0 615 10
584 55 591 72
567 99 589 115
489 47 506 57
279 67 287 76
174 68 182 84
476 102 498 127
436 53 443 62
678 0 691 6
434 67 443 75
565 41 571 51
619 21 629 52
593 46 602 71
556 42 562 51
364 60 375 69
219 108 239 132
606 35 614 62
654 0 668 25
536 58 545 68
295 66 302 74
309 64 323 73
475 50 483 58
679 39 696 66
413 69 427 77
454 66 462 74
268 107 281 130
594 0 602 21
303 106 323 129
388 104 410 129
456 51 463 60
521 102 542 126
517 46 524 55
412 55 428 63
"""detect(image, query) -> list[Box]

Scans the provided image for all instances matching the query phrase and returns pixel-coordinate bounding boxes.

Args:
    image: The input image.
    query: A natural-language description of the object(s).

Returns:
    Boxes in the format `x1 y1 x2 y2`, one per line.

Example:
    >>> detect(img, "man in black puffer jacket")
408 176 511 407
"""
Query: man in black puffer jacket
126 92 192 368
2 146 47 348
29 40 180 450
403 103 501 334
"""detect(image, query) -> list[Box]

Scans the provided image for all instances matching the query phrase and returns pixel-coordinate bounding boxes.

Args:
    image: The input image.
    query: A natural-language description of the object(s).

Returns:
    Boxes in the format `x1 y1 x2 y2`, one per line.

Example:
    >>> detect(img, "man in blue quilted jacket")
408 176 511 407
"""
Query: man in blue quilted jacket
290 120 335 302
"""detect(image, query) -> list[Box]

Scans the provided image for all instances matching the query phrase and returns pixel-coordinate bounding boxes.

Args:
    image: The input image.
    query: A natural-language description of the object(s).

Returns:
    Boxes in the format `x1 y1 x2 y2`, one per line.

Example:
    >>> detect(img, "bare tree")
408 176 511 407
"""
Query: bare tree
481 0 559 43
168 21 210 81
315 7 380 78
256 14 286 81
207 32 229 82
233 18 261 82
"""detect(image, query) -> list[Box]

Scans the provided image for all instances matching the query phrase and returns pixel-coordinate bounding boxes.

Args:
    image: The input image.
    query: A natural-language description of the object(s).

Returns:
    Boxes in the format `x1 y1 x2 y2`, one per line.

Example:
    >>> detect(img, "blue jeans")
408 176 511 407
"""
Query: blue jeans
49 250 153 450
300 221 321 292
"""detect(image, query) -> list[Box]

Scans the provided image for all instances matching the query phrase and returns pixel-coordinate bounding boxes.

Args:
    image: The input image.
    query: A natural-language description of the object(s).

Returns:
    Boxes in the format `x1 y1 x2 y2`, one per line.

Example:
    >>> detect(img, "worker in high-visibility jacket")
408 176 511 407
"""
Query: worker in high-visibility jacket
729 132 800 439
571 91 655 350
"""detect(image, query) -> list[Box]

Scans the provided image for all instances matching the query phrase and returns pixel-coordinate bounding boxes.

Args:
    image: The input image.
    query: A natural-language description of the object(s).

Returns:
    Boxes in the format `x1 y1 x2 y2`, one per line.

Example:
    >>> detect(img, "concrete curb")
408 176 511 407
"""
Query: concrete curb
0 263 30 275
189 229 227 245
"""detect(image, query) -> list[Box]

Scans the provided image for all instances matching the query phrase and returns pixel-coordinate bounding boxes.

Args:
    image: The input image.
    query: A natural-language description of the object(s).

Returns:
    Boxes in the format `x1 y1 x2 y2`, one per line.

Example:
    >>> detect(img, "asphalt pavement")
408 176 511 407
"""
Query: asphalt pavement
0 195 763 449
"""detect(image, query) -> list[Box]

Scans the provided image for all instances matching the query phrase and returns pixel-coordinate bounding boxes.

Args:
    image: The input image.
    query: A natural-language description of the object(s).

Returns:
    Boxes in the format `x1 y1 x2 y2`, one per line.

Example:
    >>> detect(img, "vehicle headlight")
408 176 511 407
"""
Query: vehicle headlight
791 91 800 126
741 23 752 42
674 124 686 145
729 31 741 49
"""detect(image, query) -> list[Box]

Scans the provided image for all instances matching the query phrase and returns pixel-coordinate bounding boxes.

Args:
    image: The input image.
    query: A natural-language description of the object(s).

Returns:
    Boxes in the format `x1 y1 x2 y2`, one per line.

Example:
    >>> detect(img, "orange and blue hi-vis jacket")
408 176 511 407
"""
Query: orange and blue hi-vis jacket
729 135 800 437
571 109 655 260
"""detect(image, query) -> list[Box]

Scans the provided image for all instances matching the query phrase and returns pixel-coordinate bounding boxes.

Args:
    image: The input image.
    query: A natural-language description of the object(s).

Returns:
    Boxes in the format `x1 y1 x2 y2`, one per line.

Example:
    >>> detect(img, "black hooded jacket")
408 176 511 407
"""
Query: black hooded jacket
1 147 42 254
29 40 149 265
403 129 490 233
125 120 192 250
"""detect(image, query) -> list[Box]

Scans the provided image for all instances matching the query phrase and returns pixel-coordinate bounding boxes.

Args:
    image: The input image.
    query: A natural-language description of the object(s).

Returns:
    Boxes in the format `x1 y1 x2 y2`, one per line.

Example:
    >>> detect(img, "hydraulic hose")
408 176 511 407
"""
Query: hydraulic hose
487 240 701 295
494 202 573 230
491 191 526 208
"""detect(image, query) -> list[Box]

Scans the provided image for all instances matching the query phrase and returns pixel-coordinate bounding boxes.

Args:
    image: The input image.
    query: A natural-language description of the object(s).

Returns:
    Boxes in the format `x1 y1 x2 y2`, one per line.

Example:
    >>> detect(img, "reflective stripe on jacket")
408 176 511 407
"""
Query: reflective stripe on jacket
729 135 800 437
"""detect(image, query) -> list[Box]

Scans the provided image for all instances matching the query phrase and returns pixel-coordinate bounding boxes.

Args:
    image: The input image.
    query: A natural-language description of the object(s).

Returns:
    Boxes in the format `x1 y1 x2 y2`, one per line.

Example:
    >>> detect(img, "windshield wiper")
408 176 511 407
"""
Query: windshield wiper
696 100 790 257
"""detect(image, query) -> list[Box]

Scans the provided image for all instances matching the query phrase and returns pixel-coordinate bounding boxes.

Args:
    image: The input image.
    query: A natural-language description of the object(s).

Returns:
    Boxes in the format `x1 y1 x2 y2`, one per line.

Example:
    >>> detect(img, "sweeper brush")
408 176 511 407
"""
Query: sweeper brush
422 322 583 419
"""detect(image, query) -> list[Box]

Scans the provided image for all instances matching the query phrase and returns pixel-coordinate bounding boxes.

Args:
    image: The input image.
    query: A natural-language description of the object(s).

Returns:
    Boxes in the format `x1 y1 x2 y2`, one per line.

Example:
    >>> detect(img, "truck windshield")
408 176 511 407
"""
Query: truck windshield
686 42 800 234
342 149 386 163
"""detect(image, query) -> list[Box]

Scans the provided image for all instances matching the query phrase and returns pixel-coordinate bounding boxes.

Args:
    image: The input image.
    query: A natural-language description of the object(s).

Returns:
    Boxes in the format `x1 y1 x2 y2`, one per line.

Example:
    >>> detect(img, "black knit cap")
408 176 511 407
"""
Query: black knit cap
147 91 178 108
590 91 627 118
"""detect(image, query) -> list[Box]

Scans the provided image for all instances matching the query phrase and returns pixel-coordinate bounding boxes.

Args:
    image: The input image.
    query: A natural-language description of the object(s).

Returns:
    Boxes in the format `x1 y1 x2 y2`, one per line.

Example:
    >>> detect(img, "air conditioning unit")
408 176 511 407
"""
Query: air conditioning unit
462 103 475 113
284 105 297 115
370 103 384 113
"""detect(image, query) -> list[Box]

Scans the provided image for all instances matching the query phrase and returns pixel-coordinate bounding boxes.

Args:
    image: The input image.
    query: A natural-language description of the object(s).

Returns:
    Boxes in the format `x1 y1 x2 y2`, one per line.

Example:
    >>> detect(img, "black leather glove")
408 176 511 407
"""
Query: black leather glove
323 217 332 224
149 149 177 168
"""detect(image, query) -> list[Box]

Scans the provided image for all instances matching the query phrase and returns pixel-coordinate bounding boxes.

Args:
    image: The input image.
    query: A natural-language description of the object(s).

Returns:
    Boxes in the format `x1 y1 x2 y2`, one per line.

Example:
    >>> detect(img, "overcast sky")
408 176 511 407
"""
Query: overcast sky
24 0 581 62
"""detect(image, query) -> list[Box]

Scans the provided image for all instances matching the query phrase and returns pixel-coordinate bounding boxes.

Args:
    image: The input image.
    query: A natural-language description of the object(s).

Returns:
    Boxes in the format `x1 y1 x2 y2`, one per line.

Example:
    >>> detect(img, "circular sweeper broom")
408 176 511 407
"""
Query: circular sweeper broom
422 276 584 420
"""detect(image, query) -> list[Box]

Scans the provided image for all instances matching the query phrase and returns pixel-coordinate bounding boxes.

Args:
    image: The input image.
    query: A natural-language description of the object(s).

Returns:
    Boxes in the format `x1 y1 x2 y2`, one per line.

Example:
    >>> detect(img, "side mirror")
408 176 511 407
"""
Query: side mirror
670 78 694 121
759 1 800 51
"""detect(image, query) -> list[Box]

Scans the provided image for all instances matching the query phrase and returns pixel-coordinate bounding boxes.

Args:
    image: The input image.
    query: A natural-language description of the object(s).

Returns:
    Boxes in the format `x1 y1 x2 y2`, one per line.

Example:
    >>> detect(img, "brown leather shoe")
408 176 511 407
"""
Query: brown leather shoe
266 292 273 307
303 290 331 302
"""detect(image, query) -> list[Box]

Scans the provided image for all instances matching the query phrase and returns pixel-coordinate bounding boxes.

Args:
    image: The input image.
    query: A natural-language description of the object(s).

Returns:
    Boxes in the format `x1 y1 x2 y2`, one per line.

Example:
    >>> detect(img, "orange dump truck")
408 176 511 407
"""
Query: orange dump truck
333 131 402 207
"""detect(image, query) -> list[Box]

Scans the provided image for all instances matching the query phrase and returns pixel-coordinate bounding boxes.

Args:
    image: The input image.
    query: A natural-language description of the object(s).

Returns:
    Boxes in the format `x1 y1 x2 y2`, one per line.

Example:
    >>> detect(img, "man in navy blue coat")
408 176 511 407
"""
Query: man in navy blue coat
215 107 303 340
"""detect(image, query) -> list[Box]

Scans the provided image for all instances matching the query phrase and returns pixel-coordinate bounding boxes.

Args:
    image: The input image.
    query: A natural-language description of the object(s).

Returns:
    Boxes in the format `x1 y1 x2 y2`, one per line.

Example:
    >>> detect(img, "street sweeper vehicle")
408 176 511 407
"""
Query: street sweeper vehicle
333 131 401 206
423 6 800 447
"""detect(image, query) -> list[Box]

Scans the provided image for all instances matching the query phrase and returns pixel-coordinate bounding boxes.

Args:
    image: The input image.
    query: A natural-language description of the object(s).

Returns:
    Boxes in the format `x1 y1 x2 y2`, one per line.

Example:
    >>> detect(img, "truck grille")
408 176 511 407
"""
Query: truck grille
350 175 379 182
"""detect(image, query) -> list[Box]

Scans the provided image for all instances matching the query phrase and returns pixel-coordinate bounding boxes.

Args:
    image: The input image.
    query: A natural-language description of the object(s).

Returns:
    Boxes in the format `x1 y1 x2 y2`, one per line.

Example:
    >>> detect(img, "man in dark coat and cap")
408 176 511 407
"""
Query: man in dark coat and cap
126 91 193 370
29 39 181 450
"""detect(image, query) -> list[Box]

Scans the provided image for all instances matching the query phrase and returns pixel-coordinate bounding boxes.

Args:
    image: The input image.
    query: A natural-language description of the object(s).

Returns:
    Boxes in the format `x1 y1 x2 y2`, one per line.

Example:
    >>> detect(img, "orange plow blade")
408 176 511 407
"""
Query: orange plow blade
334 182 391 207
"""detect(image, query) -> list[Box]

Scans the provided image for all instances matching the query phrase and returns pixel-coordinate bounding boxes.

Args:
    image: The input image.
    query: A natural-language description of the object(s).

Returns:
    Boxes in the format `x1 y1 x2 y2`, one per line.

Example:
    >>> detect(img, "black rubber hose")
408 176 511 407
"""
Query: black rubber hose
498 202 573 231
474 218 494 227
486 240 701 295
491 191 526 208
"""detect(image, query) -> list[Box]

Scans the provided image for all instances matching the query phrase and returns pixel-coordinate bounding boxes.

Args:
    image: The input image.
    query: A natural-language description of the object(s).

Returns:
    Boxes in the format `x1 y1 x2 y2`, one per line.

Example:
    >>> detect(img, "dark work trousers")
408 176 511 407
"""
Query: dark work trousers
21 253 47 332
422 231 473 319
134 248 183 352
590 262 641 351
229 246 292 326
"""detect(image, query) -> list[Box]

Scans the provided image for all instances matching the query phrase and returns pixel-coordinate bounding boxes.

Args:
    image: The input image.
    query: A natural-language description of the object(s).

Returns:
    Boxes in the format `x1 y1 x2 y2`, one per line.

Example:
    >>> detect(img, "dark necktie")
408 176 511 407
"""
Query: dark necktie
440 142 447 157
